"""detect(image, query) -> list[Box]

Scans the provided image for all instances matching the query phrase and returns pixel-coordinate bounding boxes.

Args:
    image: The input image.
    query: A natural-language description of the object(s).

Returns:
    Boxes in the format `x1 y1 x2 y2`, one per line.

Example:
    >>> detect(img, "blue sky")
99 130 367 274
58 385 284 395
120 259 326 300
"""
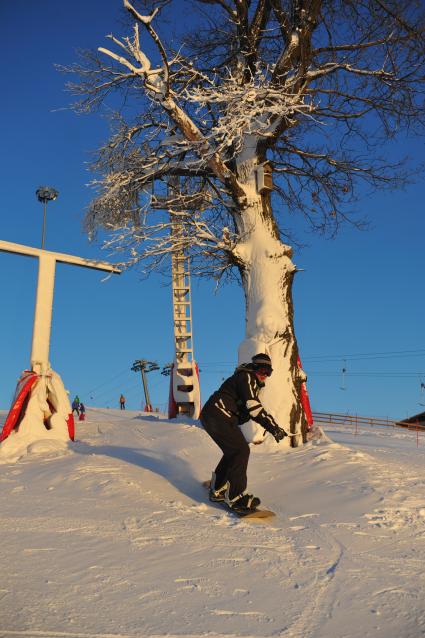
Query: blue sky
0 1 424 420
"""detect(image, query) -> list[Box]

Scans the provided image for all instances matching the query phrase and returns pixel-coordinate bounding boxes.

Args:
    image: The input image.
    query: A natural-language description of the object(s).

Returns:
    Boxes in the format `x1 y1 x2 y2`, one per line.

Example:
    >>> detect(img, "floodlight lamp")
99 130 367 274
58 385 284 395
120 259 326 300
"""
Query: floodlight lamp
36 186 59 204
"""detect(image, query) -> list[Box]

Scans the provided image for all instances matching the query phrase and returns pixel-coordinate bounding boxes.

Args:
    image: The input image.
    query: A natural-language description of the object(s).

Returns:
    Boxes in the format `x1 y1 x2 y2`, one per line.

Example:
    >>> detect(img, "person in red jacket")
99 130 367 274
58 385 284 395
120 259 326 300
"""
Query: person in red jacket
78 403 86 421
200 353 287 514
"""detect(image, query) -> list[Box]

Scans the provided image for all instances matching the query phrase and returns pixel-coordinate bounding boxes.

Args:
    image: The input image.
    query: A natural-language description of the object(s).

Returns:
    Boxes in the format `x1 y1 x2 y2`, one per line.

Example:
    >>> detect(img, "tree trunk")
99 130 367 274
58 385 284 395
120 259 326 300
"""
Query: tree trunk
233 155 307 447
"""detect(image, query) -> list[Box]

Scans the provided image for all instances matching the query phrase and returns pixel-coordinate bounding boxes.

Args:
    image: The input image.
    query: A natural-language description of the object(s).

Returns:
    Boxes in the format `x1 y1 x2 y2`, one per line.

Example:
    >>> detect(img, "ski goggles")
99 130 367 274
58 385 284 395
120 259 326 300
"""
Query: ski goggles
254 365 273 377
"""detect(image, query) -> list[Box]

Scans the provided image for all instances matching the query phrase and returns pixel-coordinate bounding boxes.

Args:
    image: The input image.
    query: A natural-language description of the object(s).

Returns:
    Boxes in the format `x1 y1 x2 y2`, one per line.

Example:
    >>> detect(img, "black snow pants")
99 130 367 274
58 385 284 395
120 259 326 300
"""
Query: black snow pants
200 408 250 500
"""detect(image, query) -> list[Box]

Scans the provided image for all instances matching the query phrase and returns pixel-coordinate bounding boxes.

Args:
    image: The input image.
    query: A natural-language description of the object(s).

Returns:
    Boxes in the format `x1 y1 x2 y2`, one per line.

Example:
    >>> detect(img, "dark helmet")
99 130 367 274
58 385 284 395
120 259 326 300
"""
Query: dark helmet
251 353 273 377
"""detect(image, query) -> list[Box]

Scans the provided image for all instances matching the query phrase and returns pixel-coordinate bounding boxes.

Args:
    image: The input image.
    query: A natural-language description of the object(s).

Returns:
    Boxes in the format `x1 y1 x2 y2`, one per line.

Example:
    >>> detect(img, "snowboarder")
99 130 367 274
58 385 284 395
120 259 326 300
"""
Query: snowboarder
119 394 126 410
200 353 287 514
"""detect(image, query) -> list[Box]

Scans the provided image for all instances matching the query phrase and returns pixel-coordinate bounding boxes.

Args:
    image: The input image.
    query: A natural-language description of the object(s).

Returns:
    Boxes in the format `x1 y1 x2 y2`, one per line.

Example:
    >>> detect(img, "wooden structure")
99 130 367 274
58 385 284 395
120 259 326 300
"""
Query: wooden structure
255 161 273 193
395 411 425 429
313 411 425 432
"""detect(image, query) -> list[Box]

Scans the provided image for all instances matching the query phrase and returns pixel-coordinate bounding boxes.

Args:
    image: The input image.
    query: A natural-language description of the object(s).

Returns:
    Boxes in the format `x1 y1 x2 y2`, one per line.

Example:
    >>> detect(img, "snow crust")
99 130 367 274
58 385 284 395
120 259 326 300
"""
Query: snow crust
1 407 425 637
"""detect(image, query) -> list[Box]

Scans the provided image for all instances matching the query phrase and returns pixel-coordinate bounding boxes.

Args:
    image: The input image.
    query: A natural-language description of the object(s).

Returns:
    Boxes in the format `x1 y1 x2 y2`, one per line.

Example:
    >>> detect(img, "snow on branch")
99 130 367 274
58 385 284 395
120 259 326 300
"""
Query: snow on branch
99 23 167 97
185 67 314 156
96 205 240 279
123 1 159 25
93 1 243 198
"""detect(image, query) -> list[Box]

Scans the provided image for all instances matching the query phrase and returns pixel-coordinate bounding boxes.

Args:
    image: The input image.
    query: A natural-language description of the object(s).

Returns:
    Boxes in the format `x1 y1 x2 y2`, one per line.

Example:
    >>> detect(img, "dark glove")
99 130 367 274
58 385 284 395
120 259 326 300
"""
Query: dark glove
269 425 287 443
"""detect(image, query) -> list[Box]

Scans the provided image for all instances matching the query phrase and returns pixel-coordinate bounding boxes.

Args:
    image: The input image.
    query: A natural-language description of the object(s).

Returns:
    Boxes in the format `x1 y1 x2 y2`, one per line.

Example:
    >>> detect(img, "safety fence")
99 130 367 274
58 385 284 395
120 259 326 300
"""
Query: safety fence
313 412 425 432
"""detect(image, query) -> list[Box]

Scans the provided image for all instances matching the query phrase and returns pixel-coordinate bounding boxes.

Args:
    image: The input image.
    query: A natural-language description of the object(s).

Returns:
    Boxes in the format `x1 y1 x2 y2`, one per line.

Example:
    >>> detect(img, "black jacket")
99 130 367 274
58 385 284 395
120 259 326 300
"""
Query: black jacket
201 365 280 434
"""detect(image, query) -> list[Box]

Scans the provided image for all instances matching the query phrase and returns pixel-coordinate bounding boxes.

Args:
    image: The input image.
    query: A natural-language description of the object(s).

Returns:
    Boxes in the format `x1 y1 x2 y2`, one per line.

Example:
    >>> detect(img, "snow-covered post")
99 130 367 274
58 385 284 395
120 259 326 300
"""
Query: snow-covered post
0 240 120 450
31 252 56 375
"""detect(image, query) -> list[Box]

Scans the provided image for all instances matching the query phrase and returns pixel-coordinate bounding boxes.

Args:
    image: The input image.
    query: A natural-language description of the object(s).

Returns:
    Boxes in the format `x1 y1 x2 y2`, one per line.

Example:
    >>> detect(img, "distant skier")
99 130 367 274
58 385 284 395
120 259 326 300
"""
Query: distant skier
72 397 80 416
119 394 126 410
78 403 86 421
200 354 288 515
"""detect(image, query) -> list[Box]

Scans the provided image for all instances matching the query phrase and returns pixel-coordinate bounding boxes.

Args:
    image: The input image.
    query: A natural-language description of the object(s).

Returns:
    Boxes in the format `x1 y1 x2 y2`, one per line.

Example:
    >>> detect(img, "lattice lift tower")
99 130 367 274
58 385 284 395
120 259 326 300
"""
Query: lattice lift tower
167 211 201 419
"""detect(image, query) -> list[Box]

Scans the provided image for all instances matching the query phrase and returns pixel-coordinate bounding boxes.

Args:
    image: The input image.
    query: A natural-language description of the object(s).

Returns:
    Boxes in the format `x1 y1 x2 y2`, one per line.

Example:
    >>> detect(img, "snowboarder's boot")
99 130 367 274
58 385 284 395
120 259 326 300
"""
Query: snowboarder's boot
225 487 261 514
209 473 229 502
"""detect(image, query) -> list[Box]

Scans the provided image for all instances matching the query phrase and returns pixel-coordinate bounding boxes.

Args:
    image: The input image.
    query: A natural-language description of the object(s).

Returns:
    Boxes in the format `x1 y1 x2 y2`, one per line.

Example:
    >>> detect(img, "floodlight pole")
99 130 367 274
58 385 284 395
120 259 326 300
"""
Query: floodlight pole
36 186 59 250
41 202 47 249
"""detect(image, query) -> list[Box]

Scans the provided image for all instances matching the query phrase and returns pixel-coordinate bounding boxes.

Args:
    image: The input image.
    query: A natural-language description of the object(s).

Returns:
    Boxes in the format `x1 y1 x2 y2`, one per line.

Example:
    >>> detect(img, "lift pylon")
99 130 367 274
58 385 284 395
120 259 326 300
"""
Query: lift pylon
168 211 201 419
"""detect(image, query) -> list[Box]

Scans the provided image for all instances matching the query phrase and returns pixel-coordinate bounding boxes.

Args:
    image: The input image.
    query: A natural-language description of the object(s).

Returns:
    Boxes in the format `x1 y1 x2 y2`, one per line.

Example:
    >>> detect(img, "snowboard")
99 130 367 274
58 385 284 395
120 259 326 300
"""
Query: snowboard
202 481 275 520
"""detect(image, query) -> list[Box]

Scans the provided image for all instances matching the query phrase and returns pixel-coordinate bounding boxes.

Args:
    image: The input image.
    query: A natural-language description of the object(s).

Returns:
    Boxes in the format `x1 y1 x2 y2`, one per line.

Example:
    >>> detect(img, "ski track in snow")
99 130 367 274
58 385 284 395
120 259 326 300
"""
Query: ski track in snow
0 411 425 638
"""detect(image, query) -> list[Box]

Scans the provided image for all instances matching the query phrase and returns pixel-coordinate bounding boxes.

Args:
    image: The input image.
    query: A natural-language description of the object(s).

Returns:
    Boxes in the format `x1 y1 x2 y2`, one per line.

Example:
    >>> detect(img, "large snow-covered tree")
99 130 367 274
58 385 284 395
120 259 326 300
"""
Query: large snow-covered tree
67 0 425 444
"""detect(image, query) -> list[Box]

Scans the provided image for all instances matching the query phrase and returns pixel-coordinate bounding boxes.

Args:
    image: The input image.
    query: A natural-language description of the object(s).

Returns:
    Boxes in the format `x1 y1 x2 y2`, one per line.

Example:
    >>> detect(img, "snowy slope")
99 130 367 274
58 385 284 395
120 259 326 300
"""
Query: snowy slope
0 408 424 638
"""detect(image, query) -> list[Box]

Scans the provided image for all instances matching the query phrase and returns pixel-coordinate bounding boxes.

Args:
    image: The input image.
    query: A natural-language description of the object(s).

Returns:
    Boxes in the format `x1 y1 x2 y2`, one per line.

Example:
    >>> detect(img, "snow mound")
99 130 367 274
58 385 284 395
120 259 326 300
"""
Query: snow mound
0 423 71 464
1 409 425 638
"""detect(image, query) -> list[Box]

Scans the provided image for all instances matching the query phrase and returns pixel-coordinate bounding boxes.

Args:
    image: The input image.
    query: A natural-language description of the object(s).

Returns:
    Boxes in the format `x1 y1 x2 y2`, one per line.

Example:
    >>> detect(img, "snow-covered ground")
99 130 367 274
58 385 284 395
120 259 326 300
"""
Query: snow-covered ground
0 408 424 638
